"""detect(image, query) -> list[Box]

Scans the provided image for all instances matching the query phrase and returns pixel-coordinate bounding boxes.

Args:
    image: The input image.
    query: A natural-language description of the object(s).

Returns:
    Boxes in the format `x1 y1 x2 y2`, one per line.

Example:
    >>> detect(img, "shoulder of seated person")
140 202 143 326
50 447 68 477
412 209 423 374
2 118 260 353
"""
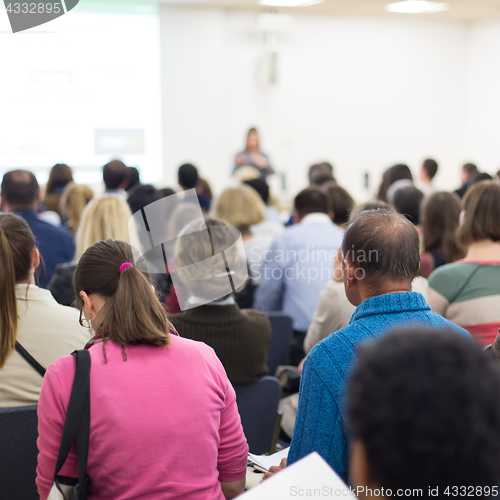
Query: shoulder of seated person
54 262 77 272
311 320 364 352
240 308 272 325
322 280 345 295
428 261 472 283
38 220 74 239
306 332 347 363
168 310 190 321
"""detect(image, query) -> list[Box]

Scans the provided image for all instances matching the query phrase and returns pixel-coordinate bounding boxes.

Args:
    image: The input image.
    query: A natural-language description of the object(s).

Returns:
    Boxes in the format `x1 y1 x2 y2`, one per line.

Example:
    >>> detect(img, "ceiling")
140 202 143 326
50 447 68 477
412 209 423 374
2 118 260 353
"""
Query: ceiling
146 0 500 21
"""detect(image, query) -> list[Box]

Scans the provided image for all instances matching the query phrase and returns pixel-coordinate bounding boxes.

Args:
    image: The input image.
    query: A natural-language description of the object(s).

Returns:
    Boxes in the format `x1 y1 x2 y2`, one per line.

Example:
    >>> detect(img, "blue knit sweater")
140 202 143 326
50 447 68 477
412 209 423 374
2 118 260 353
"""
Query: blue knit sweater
287 292 470 480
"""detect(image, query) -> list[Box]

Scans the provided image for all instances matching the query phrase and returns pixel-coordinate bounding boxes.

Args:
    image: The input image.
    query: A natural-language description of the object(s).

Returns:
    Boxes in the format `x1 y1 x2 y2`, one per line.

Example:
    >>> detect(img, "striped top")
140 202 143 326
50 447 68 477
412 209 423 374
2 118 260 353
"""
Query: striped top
428 260 500 345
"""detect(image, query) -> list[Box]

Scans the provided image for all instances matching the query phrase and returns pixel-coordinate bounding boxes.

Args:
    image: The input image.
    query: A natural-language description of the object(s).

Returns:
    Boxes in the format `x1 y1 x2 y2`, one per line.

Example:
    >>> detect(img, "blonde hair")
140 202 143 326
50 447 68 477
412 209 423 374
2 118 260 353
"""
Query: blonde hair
215 185 266 232
234 166 261 183
62 183 94 235
76 197 139 259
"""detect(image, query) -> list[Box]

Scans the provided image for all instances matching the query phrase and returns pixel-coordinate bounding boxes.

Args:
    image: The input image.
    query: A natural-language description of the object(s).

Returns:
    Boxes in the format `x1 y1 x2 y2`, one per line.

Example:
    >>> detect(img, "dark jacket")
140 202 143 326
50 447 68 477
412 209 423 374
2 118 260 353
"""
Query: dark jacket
48 262 76 306
17 210 74 289
170 303 272 386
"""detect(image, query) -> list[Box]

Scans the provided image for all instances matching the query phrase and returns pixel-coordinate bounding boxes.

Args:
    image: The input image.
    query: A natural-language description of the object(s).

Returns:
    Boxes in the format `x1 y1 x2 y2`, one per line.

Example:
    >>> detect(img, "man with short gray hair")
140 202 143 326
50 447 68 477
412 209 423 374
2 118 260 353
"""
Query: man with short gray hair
285 210 469 480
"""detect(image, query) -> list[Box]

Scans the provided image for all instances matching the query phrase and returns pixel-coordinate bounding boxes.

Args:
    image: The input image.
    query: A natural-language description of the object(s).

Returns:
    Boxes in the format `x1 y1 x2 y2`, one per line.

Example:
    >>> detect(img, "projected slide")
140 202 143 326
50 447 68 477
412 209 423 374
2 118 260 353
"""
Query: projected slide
0 2 162 184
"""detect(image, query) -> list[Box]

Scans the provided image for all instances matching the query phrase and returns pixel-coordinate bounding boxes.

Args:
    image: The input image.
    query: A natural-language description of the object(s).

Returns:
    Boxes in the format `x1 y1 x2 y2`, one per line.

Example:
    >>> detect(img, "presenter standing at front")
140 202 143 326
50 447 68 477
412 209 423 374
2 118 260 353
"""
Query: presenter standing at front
234 128 274 178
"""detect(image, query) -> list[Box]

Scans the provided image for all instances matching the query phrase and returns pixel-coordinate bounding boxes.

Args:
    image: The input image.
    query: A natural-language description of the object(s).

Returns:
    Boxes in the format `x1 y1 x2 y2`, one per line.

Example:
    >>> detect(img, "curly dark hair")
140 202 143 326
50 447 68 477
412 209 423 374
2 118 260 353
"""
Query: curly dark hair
347 327 500 497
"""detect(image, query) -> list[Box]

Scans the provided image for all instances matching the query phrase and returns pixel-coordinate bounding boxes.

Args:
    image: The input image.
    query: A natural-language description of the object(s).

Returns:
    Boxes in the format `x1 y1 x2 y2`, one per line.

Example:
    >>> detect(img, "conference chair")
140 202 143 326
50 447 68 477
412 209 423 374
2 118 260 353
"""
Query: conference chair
0 405 39 500
265 312 293 376
235 376 283 455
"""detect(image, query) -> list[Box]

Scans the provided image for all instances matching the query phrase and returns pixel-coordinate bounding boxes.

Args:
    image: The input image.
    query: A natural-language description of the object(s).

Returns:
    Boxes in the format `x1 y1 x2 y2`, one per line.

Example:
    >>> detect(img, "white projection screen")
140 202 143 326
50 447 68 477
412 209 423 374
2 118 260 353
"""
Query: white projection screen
0 1 163 185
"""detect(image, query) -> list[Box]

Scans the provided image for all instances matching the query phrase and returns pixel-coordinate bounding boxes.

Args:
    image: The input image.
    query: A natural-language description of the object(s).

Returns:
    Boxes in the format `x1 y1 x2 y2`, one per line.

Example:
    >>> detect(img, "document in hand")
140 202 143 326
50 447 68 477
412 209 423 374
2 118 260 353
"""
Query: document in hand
240 452 357 499
248 447 290 472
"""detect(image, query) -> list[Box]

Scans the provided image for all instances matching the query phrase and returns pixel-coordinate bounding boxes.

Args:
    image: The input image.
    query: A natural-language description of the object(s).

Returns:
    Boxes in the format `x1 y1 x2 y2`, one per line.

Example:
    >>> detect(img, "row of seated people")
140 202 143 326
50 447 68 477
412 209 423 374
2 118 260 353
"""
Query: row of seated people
1 159 500 498
2 160 500 360
2 160 500 385
4 159 499 347
2 207 500 498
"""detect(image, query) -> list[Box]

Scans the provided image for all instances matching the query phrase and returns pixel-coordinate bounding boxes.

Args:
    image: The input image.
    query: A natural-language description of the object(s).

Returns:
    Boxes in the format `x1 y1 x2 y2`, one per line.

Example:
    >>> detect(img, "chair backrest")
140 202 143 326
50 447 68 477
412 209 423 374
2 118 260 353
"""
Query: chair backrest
266 313 293 376
235 376 282 455
0 405 39 500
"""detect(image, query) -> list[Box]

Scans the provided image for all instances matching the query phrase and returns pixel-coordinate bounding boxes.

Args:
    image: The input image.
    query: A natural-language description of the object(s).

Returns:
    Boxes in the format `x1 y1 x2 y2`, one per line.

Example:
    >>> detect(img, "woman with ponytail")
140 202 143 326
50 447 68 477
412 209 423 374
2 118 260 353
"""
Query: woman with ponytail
36 239 248 500
49 195 139 306
0 214 89 407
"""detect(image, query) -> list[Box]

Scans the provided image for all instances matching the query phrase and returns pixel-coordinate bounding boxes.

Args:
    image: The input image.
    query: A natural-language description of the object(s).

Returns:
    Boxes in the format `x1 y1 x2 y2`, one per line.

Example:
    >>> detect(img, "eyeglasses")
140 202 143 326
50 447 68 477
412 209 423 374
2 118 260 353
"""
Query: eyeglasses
79 307 91 329
78 290 93 329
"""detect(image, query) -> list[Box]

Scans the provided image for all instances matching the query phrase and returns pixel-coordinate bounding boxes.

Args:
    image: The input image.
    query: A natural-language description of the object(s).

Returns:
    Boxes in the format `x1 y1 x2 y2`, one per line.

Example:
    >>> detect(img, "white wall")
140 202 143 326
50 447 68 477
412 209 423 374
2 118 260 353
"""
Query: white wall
466 20 500 176
159 8 488 201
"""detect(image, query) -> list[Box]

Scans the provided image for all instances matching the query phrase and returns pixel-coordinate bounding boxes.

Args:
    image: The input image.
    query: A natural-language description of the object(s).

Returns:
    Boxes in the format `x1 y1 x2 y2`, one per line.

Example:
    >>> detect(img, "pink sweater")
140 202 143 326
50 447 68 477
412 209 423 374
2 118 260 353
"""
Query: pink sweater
36 335 248 500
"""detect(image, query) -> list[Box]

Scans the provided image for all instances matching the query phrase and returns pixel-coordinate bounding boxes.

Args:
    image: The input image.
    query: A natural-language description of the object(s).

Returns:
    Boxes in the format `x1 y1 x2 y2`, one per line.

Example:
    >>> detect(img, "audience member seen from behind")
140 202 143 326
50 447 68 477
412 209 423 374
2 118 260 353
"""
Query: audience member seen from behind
283 211 468 480
420 192 465 278
279 203 425 440
103 160 129 197
60 183 94 235
215 185 273 285
243 177 283 229
472 172 494 184
42 163 73 217
169 218 272 386
127 184 160 216
234 127 273 177
125 167 141 195
454 163 478 199
178 163 199 191
49 196 140 307
0 170 74 288
197 177 213 212
163 202 207 314
308 162 335 186
321 182 355 228
178 163 212 213
0 214 88 407
254 188 344 365
392 185 424 226
37 239 248 500
377 164 413 203
428 181 500 345
303 202 392 358
348 327 500 500
417 158 438 197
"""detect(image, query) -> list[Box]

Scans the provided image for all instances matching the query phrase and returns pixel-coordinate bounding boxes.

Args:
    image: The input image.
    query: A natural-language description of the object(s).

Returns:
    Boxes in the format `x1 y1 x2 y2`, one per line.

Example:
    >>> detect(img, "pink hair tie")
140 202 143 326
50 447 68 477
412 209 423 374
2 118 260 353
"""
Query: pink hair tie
119 262 134 274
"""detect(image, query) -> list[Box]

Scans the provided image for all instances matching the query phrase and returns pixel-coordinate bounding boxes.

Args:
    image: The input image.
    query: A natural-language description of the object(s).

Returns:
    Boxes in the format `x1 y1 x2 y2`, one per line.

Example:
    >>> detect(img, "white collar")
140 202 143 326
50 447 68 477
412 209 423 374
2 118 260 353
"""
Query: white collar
300 213 333 225
15 284 55 303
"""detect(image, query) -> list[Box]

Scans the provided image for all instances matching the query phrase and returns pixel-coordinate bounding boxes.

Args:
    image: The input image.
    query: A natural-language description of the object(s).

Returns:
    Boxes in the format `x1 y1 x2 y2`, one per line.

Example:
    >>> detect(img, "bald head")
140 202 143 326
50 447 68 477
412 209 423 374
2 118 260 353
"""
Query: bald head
1 170 40 211
342 210 420 285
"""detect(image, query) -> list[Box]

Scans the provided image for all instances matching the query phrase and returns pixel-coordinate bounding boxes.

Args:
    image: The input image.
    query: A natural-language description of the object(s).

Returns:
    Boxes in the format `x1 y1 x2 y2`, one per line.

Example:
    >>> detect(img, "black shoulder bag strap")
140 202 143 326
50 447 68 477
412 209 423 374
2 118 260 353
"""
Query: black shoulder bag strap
53 349 91 500
15 341 46 377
